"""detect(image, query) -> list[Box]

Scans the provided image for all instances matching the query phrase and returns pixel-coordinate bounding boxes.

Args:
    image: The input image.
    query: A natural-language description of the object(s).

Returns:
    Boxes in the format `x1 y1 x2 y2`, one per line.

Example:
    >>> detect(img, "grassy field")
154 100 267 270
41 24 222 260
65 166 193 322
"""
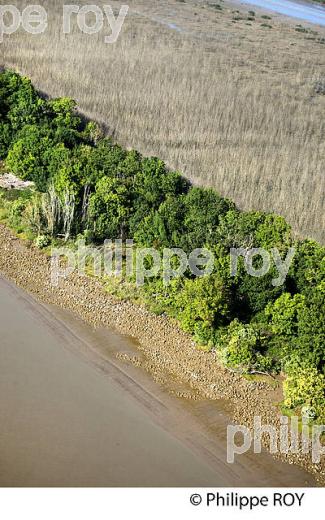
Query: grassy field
1 0 325 242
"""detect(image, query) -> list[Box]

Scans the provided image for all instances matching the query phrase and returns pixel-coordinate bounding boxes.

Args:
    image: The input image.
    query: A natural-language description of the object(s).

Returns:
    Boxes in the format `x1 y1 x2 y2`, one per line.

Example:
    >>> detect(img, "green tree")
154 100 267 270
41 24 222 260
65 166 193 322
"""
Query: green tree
88 176 130 240
263 288 324 370
130 157 189 235
217 210 292 250
134 195 185 248
6 125 56 190
291 239 325 296
181 187 234 252
174 273 231 341
3 71 44 134
218 319 274 373
0 70 44 155
283 365 325 423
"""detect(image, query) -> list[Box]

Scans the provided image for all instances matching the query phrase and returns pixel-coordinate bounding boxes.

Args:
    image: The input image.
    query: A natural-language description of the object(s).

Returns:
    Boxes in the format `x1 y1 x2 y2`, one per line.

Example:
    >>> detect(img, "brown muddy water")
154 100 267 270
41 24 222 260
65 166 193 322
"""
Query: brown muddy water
0 275 315 487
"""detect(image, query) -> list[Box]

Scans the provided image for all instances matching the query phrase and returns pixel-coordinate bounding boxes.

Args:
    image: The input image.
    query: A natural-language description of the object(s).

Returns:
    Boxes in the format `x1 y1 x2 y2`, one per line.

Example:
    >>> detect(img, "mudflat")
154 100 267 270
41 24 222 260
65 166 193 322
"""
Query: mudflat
0 272 315 486
0 276 217 486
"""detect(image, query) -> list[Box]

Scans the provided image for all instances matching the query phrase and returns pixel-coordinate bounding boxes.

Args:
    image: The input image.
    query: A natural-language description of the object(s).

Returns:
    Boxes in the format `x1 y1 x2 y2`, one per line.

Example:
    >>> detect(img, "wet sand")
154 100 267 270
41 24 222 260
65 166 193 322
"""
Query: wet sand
0 275 315 486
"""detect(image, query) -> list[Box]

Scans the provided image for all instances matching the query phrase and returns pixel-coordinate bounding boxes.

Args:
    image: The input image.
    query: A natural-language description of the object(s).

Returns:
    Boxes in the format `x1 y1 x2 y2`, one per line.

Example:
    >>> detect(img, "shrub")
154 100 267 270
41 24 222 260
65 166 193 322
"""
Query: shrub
35 234 51 249
283 365 325 423
218 320 274 373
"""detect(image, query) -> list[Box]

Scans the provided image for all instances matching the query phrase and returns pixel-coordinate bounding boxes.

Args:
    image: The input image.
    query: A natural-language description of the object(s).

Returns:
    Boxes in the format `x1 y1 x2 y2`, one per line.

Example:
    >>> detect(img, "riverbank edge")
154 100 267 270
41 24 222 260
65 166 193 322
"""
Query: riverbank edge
0 223 323 485
227 0 325 28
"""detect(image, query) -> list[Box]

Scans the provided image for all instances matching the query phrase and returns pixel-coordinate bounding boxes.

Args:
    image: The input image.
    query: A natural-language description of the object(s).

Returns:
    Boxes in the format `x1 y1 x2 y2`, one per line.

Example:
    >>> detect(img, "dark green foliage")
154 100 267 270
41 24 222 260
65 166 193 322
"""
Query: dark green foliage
0 71 44 133
134 195 186 249
1 70 324 420
0 71 43 157
236 268 285 315
290 239 325 296
88 175 130 240
129 157 189 236
6 125 57 191
217 210 292 250
180 187 234 252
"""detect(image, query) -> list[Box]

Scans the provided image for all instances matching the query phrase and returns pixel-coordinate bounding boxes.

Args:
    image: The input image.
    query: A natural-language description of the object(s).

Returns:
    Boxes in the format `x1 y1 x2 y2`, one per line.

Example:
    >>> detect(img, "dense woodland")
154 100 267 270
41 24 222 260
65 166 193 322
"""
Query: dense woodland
0 71 324 423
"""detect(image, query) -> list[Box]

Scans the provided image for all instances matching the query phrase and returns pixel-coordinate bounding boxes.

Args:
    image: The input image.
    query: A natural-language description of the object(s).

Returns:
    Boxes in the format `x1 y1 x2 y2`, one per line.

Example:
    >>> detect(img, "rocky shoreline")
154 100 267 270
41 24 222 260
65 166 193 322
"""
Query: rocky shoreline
0 223 323 485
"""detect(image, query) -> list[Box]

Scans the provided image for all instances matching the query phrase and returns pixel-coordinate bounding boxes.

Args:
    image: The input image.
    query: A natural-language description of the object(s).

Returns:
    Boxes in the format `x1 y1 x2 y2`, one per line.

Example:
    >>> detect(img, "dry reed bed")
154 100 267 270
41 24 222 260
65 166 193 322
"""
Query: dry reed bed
1 0 325 241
